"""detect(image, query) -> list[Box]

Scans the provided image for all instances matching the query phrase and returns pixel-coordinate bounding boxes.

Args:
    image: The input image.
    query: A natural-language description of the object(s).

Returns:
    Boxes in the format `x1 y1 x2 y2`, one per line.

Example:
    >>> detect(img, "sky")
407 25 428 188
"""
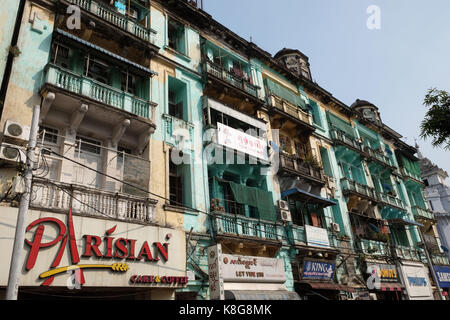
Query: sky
202 0 450 182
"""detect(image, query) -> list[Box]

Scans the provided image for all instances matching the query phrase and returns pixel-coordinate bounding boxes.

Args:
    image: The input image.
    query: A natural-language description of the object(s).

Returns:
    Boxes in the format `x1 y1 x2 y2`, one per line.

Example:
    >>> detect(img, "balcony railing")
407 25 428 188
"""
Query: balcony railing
377 192 406 210
30 178 157 224
67 0 157 45
412 205 435 220
290 225 338 249
211 210 281 241
330 129 365 153
400 167 423 183
356 239 390 256
432 253 450 266
268 94 312 126
340 177 378 201
204 60 259 98
394 245 424 262
365 147 394 168
43 64 154 119
279 154 326 183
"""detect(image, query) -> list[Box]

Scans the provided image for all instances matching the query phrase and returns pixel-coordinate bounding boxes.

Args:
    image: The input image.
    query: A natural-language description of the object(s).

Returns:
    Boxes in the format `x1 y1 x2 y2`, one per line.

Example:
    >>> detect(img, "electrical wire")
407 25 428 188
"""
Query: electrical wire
41 149 357 253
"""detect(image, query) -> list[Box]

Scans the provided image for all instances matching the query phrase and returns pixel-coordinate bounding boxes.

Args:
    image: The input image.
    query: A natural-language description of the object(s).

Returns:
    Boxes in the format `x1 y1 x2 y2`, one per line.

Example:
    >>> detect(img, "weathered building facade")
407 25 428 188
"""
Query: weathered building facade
0 0 448 300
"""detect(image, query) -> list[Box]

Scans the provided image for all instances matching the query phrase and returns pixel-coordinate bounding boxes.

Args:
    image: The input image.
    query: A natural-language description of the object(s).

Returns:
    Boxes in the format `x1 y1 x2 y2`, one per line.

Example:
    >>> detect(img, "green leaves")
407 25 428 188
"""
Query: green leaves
420 88 450 150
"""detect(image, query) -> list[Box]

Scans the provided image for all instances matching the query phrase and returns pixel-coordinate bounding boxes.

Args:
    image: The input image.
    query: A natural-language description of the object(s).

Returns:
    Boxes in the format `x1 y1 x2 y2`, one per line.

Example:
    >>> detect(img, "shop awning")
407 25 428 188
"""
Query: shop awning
379 283 403 292
224 290 301 300
282 188 337 208
387 218 424 227
298 281 356 293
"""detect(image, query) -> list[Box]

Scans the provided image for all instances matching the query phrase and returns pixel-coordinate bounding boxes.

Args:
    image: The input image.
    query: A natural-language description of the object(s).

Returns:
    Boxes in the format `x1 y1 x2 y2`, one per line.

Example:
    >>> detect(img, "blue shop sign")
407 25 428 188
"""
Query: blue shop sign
434 266 450 288
302 260 335 281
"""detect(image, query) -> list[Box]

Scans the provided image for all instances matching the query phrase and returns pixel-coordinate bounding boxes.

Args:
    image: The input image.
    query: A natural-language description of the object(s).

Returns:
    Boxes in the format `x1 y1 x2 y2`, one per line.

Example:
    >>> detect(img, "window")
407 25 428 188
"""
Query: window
295 141 308 159
289 200 325 228
121 72 136 95
308 100 322 127
51 43 71 69
168 89 183 119
279 135 291 153
86 58 110 84
76 136 101 155
39 126 59 145
423 179 429 187
168 77 187 120
429 200 434 211
168 17 186 55
169 160 184 206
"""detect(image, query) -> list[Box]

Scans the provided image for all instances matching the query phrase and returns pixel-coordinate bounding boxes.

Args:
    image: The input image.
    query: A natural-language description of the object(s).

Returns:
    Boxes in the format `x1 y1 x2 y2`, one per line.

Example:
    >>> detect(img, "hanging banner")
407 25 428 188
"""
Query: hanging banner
217 123 269 161
305 225 330 248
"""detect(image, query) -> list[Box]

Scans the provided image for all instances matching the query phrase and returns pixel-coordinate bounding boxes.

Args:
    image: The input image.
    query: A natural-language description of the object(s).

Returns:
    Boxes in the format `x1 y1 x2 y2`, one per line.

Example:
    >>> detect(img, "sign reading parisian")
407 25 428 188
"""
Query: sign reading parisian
302 260 335 281
217 123 269 161
0 208 186 288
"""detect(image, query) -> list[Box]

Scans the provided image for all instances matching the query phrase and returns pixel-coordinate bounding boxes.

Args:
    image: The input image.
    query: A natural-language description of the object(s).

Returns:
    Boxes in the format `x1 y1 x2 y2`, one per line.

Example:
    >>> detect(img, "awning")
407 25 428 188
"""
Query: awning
224 290 301 300
55 29 158 77
282 188 337 208
378 283 403 292
298 281 356 293
387 218 424 227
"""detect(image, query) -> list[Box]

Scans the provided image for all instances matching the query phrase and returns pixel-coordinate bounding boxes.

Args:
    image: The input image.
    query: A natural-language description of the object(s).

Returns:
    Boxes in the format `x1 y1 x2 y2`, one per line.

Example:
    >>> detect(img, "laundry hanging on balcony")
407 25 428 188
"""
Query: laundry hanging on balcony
228 182 276 222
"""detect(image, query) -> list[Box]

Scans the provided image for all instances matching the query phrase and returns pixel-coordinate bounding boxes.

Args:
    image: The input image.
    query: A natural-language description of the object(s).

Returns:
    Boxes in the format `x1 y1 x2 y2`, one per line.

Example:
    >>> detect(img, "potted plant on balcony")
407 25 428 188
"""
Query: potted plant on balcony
304 154 321 169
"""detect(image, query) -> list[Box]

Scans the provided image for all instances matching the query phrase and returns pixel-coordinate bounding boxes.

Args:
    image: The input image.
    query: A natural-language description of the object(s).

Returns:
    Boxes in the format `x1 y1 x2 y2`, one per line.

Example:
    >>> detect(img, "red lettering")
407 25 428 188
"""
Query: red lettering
137 241 154 261
82 235 103 258
114 238 128 259
154 243 169 262
130 275 137 283
104 237 114 258
127 239 137 260
25 218 66 270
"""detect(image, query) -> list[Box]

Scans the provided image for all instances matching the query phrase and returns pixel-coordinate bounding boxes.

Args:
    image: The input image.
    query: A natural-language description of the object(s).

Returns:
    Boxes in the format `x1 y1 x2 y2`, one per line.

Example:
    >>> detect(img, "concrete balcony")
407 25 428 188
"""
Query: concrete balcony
355 238 390 257
330 129 365 155
394 245 424 262
432 253 450 266
412 205 436 221
400 167 424 185
290 225 339 250
43 64 155 120
65 0 157 45
279 153 326 185
365 147 394 168
30 178 158 224
211 210 282 243
377 192 406 211
340 177 378 202
204 60 259 98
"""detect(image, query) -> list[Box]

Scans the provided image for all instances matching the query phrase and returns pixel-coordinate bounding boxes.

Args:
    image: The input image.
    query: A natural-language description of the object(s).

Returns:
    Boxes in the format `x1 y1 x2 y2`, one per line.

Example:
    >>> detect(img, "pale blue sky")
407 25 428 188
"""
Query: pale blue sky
204 0 450 181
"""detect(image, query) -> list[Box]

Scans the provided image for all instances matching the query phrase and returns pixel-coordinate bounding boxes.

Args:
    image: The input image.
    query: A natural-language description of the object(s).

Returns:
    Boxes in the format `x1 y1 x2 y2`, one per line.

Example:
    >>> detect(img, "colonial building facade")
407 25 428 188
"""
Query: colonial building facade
0 0 448 300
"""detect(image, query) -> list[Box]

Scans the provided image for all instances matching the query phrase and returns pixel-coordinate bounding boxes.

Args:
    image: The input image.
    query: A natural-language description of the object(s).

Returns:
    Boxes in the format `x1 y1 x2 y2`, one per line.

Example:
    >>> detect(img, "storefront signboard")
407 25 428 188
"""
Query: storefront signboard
399 261 434 300
302 260 335 281
366 263 399 283
434 266 450 289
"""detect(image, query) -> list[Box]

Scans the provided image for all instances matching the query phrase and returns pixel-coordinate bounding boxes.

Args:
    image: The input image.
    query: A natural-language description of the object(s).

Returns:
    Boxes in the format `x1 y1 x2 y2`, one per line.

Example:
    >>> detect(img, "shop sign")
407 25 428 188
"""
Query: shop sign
207 244 225 300
366 263 399 283
217 123 269 161
302 260 335 281
400 262 434 300
434 266 450 288
129 275 188 285
220 254 286 283
305 225 330 248
22 210 173 287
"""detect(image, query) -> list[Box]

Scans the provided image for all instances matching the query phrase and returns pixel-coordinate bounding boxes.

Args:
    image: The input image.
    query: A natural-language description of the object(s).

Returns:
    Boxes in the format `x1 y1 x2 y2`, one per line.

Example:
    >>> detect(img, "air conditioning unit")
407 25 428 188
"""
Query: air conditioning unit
0 143 26 164
3 120 30 146
280 209 292 223
277 200 289 211
331 222 341 233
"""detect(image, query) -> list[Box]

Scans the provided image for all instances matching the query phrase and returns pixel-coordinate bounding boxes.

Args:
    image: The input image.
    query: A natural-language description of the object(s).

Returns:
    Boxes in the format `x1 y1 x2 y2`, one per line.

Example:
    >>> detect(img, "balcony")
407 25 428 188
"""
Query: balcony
211 211 282 243
330 129 365 155
377 192 406 211
355 239 390 257
267 94 315 132
412 205 436 221
290 225 339 250
340 177 378 202
30 178 158 224
279 153 326 184
43 64 155 120
400 167 424 185
65 0 157 46
203 60 259 98
394 245 424 262
432 253 450 266
365 147 394 168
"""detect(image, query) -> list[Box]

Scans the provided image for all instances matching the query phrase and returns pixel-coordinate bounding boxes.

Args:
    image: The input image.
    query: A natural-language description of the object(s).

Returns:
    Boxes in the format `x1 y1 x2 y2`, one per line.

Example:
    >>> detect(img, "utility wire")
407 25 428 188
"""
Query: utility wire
41 149 355 251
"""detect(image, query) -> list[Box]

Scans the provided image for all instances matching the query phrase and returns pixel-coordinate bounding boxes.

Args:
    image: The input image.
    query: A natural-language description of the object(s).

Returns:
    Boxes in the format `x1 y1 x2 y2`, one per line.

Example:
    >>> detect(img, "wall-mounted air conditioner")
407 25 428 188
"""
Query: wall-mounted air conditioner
3 120 30 146
0 143 26 164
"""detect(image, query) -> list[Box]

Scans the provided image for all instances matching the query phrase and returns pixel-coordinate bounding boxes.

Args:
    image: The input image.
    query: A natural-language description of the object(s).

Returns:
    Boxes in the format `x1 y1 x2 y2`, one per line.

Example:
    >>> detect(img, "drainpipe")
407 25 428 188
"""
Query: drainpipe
0 0 26 117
